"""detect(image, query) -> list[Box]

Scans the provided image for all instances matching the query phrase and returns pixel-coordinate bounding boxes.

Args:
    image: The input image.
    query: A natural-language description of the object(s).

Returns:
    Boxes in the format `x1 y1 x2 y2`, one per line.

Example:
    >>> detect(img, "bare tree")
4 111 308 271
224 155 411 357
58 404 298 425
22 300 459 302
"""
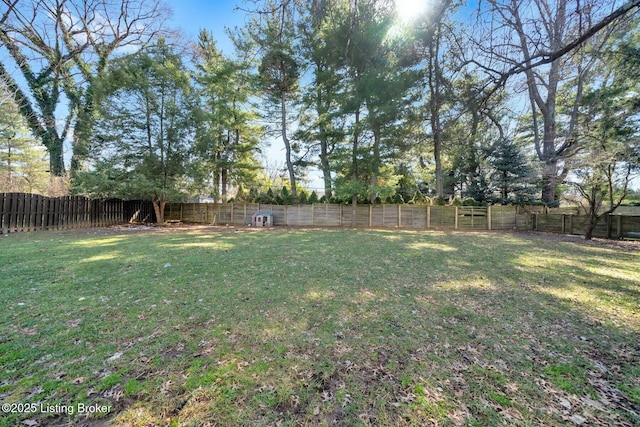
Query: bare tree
0 0 170 177
471 0 639 204
419 0 457 198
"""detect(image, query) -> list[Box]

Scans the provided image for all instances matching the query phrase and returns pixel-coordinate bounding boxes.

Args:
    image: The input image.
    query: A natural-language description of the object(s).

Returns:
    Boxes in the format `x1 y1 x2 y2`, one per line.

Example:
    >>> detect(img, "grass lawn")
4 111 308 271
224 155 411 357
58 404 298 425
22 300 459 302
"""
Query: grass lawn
0 226 639 426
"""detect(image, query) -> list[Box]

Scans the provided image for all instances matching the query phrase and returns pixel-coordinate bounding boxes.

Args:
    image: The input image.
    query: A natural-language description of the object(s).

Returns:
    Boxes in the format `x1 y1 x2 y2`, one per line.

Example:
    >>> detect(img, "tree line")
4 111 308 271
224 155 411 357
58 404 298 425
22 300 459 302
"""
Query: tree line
1 0 639 235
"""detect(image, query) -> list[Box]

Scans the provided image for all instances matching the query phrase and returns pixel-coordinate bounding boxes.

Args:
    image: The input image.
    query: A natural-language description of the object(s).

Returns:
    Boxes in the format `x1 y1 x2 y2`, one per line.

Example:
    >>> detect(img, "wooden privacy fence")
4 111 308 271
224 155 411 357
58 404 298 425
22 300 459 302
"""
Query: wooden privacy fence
531 212 640 239
165 202 640 238
5 193 637 239
0 193 155 234
165 203 531 231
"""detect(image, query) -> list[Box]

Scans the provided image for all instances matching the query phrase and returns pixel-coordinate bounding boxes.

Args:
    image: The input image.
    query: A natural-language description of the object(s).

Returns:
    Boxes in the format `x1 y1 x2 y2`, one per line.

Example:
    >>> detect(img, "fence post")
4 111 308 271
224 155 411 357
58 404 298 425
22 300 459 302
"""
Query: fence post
454 206 459 229
312 204 315 226
398 204 402 228
616 215 622 239
561 214 566 233
568 215 573 234
427 205 431 229
487 205 492 230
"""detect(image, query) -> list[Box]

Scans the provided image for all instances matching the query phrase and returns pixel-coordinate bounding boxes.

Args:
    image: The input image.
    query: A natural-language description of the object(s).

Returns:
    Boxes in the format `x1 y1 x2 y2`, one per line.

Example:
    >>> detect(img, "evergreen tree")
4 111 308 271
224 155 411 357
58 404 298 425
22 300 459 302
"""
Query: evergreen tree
487 138 536 205
74 39 195 222
0 82 48 193
192 30 262 202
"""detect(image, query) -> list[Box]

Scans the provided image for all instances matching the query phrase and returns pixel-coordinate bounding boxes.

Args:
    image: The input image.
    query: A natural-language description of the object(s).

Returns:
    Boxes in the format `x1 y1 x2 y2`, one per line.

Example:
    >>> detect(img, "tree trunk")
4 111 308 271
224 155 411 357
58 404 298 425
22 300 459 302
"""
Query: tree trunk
316 74 333 199
351 107 360 227
281 92 297 197
427 23 444 198
7 140 12 188
369 121 381 204
541 159 558 205
320 145 332 198
221 167 228 202
46 131 65 176
584 222 595 240
152 197 166 223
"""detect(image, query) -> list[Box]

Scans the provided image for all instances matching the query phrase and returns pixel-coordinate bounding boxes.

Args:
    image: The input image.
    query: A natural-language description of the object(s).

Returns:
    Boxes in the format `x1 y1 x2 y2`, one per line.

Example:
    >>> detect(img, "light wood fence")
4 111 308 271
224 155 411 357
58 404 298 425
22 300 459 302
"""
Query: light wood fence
165 202 640 239
165 203 531 231
5 194 638 239
531 212 640 239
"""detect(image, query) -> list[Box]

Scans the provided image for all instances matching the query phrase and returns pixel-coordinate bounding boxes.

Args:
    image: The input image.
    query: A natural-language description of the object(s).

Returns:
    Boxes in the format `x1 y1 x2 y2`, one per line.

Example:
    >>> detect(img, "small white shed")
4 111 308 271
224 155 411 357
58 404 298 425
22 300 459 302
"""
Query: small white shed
252 212 273 227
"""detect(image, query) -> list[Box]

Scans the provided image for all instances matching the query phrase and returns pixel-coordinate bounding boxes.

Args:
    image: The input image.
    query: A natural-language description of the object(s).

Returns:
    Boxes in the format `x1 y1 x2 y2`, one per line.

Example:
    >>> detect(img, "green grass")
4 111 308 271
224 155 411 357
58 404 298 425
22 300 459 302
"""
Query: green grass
0 226 639 426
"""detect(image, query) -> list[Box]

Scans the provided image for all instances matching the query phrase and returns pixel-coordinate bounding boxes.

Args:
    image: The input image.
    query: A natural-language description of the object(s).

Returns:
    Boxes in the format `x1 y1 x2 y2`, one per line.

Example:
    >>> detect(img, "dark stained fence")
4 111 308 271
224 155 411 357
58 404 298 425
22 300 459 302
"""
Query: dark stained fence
0 193 155 234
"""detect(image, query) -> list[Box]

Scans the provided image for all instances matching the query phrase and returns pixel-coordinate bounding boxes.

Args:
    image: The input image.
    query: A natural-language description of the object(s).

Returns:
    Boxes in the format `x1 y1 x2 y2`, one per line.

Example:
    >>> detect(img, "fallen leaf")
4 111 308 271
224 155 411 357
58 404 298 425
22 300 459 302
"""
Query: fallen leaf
570 414 587 425
108 352 123 361
65 318 82 327
559 398 572 410
71 377 86 385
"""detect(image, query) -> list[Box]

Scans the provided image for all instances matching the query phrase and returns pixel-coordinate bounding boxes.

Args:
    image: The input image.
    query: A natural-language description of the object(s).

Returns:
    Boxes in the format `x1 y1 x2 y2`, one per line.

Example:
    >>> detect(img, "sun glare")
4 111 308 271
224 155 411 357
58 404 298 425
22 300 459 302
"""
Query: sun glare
395 0 429 23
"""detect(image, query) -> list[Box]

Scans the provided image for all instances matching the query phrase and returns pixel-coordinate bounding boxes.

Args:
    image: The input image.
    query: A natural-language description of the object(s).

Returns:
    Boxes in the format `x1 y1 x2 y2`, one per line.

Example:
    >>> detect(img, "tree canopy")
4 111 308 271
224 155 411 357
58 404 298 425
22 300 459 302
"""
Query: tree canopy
1 0 638 220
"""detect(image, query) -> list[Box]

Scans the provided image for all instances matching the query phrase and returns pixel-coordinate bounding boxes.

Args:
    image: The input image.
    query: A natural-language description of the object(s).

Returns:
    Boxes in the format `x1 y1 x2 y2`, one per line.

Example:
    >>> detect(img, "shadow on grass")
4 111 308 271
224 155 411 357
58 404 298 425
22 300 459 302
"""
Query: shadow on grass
0 228 638 426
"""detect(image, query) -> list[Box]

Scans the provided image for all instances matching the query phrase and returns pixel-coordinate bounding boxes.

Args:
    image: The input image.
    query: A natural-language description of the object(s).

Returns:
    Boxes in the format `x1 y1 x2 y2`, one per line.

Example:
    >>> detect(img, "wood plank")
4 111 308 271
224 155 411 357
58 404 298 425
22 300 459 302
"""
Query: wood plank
0 193 7 234
25 193 34 231
9 193 19 232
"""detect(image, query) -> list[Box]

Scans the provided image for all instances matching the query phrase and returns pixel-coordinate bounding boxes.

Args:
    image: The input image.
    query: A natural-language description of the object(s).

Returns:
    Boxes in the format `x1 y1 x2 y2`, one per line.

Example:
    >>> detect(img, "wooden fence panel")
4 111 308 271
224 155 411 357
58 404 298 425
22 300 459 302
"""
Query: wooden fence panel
0 193 7 234
621 215 640 237
340 206 353 227
236 204 253 225
355 205 369 227
286 205 302 225
492 206 519 229
403 205 428 229
312 204 341 226
382 205 399 228
23 192 33 231
91 199 99 227
14 193 25 232
430 206 455 228
535 214 563 234
11 193 22 232
3 193 640 240
370 205 383 228
457 207 488 230
269 205 285 225
216 204 232 224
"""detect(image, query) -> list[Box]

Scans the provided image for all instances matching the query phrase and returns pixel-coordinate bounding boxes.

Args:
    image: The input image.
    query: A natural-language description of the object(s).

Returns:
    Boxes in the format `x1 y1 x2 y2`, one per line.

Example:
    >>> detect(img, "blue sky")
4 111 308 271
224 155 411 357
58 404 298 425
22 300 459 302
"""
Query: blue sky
167 0 317 188
169 0 246 53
